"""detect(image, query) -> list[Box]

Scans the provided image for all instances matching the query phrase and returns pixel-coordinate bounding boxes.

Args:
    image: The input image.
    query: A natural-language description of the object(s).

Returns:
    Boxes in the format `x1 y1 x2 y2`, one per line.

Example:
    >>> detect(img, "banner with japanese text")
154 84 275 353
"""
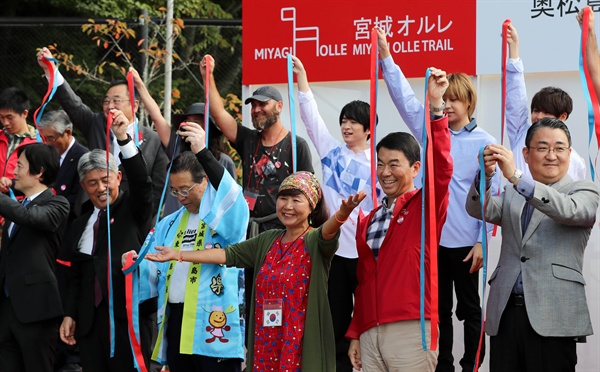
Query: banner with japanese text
242 1 476 84
477 0 600 75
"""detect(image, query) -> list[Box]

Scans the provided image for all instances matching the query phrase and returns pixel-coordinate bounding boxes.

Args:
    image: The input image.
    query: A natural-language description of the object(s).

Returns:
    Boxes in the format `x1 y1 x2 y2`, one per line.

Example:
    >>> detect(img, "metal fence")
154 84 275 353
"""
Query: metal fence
0 17 242 135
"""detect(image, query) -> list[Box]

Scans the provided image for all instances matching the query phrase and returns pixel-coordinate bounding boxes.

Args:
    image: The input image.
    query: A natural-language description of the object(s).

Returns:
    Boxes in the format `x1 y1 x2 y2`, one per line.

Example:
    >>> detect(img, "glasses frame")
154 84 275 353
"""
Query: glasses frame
169 182 199 198
102 98 131 106
528 146 570 155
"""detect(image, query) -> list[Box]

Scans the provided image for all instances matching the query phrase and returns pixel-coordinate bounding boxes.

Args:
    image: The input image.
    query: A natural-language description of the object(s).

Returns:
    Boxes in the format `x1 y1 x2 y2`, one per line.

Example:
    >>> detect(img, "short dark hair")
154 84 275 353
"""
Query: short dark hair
17 143 60 186
276 188 330 228
376 132 421 165
107 79 139 100
525 117 572 148
0 87 30 114
170 151 207 182
339 100 378 140
530 87 573 120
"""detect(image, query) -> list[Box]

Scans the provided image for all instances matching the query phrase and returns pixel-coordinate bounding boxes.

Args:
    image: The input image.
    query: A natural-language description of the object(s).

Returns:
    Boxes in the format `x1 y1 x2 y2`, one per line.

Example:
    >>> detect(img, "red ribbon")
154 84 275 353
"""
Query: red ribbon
123 253 148 372
55 259 71 267
126 71 136 120
204 55 212 149
126 71 143 143
581 7 600 179
106 112 114 164
491 19 512 238
369 29 378 208
423 89 439 351
33 57 58 144
500 19 511 147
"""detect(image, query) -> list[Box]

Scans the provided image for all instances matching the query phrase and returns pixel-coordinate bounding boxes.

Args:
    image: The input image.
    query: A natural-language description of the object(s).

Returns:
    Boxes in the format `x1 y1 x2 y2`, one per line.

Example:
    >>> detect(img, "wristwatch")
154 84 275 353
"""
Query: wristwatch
508 169 523 184
429 100 445 112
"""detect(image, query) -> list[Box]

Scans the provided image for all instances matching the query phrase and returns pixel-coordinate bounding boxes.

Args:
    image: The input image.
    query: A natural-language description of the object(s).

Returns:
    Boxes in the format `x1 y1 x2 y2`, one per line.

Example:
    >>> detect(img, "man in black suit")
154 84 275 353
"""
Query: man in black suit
60 109 155 372
0 143 70 372
38 110 89 224
37 47 168 215
38 110 89 372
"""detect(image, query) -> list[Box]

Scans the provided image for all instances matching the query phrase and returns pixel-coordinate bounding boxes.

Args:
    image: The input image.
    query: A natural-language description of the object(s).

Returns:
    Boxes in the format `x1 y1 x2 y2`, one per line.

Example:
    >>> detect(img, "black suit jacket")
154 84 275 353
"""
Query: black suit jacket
0 189 70 323
55 79 168 214
66 151 154 336
54 140 89 223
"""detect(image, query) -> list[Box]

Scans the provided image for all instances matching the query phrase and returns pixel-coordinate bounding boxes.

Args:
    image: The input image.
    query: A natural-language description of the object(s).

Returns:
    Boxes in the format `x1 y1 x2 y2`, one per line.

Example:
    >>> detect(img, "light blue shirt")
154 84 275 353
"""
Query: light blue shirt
380 55 499 247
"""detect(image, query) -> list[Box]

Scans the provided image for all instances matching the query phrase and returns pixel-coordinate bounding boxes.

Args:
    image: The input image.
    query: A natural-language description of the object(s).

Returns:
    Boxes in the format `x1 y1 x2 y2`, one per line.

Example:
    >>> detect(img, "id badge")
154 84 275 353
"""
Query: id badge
263 298 283 327
244 189 259 211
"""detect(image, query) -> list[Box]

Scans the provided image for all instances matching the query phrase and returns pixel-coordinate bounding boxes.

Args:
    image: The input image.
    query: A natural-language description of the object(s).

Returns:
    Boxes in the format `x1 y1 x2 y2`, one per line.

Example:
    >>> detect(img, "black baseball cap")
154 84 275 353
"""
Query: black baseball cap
172 102 220 137
244 86 283 104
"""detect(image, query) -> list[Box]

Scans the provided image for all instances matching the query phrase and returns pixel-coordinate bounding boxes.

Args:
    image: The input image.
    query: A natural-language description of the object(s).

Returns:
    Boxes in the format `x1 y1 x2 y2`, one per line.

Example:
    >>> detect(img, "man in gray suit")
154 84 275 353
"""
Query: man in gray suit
466 117 599 372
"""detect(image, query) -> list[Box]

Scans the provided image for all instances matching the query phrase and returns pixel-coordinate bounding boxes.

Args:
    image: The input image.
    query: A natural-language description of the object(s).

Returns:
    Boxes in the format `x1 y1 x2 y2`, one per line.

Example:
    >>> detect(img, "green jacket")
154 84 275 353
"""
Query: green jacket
226 226 338 371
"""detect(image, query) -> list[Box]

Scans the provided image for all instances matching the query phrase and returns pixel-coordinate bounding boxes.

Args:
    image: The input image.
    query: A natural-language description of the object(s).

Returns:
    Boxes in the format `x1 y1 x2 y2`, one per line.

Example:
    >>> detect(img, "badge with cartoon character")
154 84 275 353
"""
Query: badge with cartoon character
203 304 236 343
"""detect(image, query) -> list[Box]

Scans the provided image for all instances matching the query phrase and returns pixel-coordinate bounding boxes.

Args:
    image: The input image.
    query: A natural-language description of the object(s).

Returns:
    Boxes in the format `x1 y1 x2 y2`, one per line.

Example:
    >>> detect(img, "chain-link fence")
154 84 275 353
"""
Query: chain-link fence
0 17 242 137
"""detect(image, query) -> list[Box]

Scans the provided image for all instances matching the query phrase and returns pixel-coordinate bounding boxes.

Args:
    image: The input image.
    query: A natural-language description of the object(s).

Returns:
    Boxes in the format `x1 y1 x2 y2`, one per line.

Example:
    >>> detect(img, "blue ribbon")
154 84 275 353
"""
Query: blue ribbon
105 183 116 357
419 68 431 350
35 57 60 143
133 118 140 148
287 54 297 173
122 139 178 275
476 147 489 367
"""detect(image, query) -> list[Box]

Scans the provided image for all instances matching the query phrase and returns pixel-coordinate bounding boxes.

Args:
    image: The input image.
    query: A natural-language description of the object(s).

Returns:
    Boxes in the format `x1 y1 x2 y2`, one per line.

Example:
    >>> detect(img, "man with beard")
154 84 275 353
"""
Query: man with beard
200 55 313 343
199 55 313 235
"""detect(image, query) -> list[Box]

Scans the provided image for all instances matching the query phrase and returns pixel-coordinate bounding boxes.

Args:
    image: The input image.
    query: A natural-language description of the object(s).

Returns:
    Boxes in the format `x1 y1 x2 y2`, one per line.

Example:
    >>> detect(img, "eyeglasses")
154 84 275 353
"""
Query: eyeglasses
44 133 64 143
102 98 130 106
169 183 198 197
529 146 570 155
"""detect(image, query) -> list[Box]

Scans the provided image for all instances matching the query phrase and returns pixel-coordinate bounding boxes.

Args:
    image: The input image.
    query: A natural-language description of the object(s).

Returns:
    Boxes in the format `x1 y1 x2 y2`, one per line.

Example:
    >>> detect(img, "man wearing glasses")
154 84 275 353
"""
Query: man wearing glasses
466 117 599 372
36 47 168 215
122 121 248 372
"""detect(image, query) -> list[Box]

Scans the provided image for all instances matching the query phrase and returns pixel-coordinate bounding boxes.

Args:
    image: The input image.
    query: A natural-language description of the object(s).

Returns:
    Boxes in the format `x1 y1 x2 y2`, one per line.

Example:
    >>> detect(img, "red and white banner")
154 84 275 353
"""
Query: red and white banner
242 1 476 84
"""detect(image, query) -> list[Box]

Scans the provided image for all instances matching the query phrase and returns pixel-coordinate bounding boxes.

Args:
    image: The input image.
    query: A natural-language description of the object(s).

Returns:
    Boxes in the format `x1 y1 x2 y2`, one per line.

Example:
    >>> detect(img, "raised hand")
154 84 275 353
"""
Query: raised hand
200 54 215 79
36 47 55 72
110 109 130 141
177 121 206 154
427 67 449 106
506 24 520 59
375 26 391 59
128 67 144 89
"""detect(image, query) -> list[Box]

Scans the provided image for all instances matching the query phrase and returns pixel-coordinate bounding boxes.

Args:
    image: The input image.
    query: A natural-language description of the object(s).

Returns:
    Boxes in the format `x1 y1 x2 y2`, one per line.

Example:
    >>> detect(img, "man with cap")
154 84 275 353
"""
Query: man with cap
169 103 236 180
200 55 313 235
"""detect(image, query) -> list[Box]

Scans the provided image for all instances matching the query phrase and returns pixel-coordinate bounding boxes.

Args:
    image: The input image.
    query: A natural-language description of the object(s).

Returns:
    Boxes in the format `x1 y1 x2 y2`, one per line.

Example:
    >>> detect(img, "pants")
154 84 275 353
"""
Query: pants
78 301 153 372
327 255 358 372
436 246 484 372
360 320 438 372
0 294 59 372
166 303 241 372
490 297 577 372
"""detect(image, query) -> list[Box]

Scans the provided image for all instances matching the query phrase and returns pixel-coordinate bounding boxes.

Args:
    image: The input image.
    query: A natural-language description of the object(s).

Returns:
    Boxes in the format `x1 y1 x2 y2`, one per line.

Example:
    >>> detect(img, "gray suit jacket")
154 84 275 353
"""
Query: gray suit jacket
466 175 598 337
